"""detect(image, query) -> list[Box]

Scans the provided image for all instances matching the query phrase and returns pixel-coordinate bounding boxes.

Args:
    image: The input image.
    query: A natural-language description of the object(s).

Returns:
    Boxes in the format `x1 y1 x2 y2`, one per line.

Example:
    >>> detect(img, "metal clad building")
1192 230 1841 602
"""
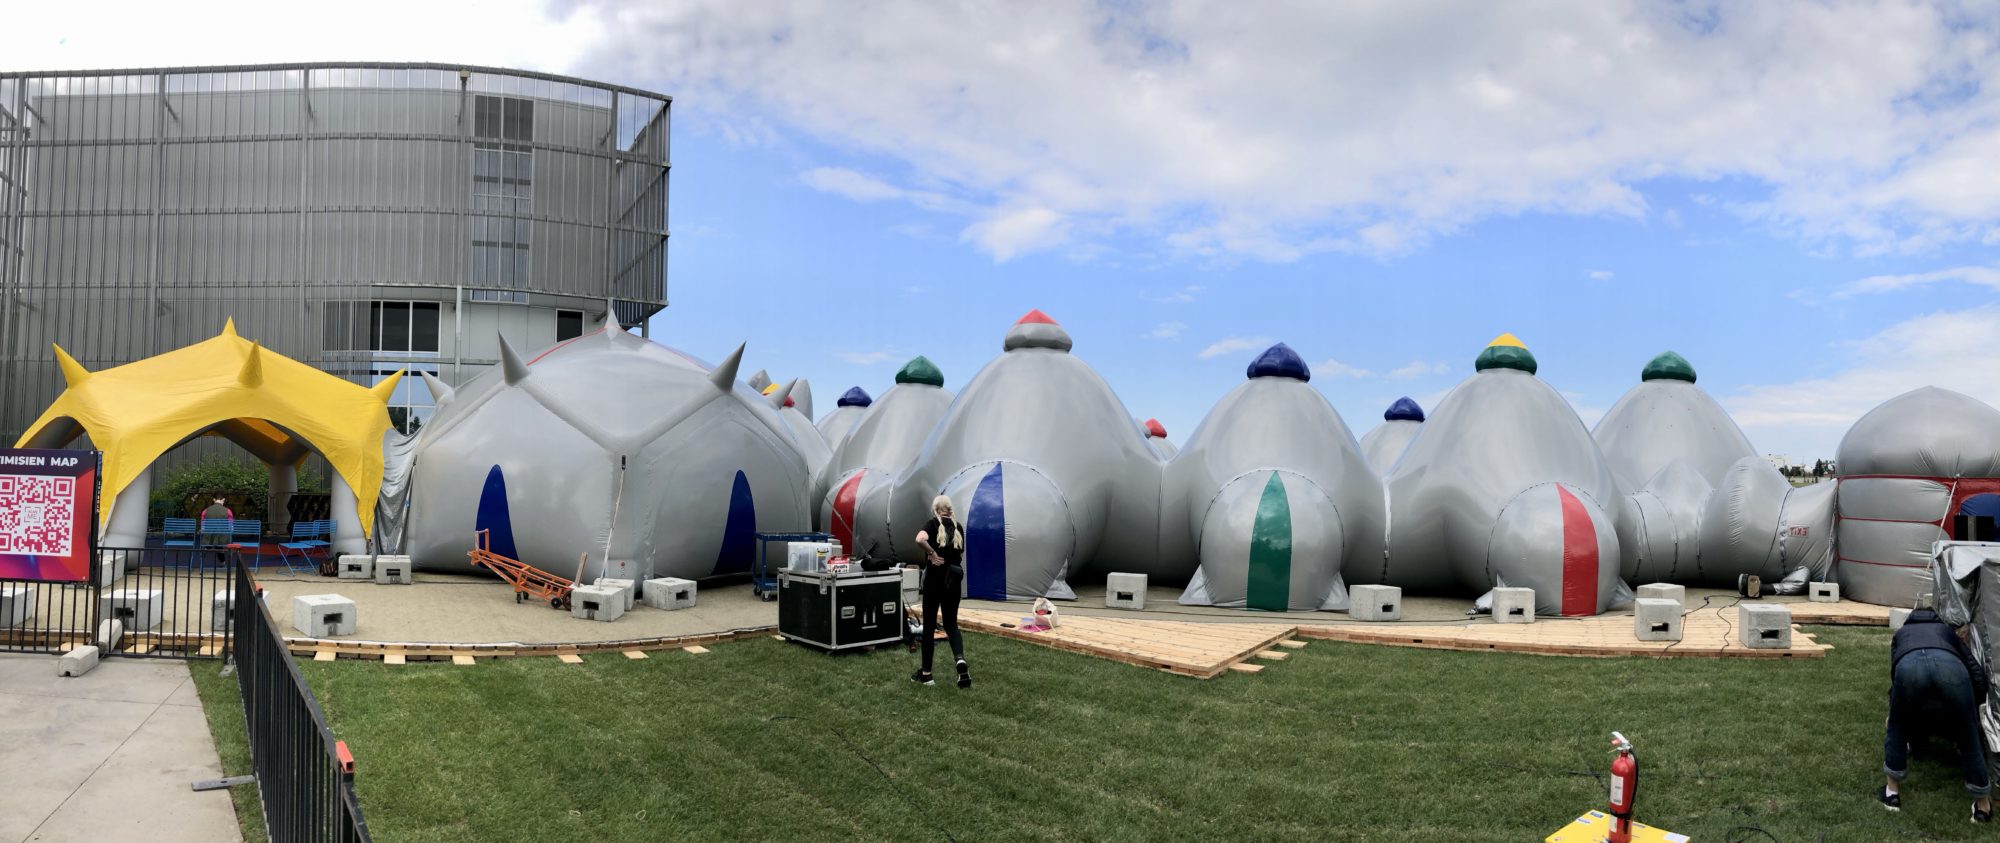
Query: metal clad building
0 63 670 441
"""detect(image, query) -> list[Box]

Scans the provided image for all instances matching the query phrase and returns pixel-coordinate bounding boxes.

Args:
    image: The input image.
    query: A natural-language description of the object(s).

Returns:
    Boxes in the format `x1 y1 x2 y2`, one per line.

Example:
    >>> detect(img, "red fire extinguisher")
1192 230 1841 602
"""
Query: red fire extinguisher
1607 731 1639 843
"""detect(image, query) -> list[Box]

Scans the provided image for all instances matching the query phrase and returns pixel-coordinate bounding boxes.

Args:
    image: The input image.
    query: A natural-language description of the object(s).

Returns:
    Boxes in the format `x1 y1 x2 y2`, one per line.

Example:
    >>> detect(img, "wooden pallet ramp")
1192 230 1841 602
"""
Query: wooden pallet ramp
956 608 1294 678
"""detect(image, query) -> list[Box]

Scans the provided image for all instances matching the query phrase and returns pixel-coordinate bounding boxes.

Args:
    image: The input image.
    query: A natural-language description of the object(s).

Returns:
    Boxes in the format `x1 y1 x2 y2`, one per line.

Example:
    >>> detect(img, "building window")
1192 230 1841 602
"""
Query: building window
556 310 584 341
376 366 437 436
474 95 533 142
468 289 528 304
327 301 440 353
471 216 530 287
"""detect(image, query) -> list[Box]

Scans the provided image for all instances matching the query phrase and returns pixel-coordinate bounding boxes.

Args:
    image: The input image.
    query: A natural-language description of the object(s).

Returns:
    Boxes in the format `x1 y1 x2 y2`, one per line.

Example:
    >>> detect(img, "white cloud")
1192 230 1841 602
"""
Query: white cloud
1147 285 1204 304
1726 304 2000 457
1198 336 1272 360
1560 392 1608 429
836 350 897 365
1314 359 1373 379
1146 321 1186 340
565 1 2000 260
1586 269 1615 281
1387 360 1451 380
1833 265 2000 298
799 167 908 202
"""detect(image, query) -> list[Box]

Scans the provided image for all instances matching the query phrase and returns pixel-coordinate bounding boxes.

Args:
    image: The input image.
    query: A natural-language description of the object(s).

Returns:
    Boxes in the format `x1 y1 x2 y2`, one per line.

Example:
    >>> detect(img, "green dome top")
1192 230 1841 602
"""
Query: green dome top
1641 351 1696 383
894 355 945 387
1472 333 1538 375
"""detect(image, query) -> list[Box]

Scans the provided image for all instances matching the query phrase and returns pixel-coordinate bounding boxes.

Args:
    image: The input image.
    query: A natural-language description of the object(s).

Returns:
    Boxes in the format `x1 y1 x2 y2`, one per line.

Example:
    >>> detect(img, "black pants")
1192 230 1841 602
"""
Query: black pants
920 563 965 674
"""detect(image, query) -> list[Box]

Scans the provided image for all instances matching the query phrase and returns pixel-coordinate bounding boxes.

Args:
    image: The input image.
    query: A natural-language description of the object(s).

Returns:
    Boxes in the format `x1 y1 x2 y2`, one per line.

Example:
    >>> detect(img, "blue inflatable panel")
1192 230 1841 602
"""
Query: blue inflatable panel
966 463 1008 600
711 471 758 575
837 386 873 408
475 465 520 562
1384 396 1426 422
1246 343 1310 382
1961 493 2000 522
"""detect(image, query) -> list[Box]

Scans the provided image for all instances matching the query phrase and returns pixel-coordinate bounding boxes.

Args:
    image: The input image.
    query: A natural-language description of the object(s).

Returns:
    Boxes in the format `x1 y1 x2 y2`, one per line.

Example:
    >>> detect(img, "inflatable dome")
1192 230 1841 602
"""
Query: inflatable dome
1837 387 2000 606
1358 397 1426 474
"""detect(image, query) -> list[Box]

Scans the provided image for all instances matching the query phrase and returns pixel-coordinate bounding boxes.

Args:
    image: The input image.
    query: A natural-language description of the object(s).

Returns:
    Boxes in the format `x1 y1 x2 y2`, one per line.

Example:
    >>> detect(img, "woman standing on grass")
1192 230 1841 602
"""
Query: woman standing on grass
912 495 970 689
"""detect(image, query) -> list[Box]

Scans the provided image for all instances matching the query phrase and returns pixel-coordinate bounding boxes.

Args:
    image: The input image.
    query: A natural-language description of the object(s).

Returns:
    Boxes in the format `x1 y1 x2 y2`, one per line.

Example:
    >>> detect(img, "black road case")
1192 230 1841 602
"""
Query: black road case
777 568 905 651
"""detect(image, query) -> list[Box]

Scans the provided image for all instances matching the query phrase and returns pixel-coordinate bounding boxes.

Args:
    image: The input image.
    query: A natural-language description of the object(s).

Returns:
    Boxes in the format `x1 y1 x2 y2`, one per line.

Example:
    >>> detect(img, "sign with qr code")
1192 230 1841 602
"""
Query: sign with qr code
0 449 100 582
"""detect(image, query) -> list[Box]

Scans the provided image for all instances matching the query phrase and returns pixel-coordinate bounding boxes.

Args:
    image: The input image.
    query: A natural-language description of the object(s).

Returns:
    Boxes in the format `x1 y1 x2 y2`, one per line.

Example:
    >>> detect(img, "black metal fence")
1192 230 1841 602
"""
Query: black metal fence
233 557 371 842
0 545 234 658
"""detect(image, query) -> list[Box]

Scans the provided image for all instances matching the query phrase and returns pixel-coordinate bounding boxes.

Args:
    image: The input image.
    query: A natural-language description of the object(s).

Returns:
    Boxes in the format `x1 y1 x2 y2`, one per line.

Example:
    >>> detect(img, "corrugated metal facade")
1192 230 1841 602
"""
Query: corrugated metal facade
0 63 670 446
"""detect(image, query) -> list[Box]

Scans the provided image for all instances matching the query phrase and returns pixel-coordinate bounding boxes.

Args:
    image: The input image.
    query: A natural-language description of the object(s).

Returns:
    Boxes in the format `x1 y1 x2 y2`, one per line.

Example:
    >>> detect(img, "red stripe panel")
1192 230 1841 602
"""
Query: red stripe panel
830 471 864 553
1556 486 1598 617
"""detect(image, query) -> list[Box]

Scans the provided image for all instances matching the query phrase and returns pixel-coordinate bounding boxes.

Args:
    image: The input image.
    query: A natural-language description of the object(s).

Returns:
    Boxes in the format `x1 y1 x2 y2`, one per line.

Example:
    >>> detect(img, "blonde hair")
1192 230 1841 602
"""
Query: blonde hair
931 495 962 551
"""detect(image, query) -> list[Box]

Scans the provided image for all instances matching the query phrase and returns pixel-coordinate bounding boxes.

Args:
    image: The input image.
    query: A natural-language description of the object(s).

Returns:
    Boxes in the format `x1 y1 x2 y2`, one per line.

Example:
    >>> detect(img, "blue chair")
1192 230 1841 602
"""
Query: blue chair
277 521 325 574
197 517 235 548
162 517 198 548
225 519 263 567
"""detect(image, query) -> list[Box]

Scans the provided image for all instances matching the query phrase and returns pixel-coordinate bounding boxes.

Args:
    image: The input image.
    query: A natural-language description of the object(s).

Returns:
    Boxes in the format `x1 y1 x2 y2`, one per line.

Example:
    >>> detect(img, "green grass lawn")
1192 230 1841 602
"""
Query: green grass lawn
192 626 1995 842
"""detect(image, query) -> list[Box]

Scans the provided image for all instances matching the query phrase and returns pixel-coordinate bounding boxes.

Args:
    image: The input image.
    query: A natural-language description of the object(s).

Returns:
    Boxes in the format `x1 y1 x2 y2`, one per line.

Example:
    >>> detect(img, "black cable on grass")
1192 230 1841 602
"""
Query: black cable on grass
766 714 959 843
1725 826 1780 842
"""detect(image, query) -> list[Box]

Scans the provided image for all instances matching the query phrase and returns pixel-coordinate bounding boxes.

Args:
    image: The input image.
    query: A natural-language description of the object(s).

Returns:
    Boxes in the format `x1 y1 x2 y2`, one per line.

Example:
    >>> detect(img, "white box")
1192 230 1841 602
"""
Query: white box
641 577 696 611
99 589 164 631
1890 607 1913 632
292 594 357 637
0 585 33 628
901 567 921 594
1634 598 1682 642
570 584 626 621
373 555 414 585
95 551 128 586
1105 573 1147 610
595 578 636 611
1492 587 1536 624
1635 583 1685 609
336 555 374 580
1808 581 1840 603
212 589 235 632
1738 604 1792 649
1350 584 1402 621
58 644 100 677
786 542 836 572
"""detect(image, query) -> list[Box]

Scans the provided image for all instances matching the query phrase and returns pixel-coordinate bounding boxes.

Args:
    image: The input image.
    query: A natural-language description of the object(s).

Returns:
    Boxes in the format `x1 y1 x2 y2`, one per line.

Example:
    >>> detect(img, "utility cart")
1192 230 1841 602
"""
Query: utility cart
752 531 832 601
468 529 583 610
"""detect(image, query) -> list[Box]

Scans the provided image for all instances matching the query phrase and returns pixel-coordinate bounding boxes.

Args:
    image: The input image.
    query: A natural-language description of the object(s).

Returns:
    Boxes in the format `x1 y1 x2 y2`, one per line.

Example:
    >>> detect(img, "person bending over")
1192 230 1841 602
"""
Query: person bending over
912 495 970 689
1882 607 1992 822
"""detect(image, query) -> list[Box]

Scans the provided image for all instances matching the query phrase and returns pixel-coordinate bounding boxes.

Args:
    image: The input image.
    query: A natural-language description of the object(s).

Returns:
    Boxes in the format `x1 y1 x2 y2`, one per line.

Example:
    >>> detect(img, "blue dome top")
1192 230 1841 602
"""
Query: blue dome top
1246 343 1310 381
1384 396 1425 422
837 386 873 408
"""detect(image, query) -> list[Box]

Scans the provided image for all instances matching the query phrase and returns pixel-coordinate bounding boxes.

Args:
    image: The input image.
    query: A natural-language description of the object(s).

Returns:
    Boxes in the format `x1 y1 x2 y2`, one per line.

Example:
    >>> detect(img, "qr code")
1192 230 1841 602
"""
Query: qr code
0 474 76 556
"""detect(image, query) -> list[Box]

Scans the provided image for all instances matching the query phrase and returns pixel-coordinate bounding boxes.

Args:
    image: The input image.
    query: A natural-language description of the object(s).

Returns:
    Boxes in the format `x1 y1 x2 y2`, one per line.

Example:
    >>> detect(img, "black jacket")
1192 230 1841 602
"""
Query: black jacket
1892 609 1991 704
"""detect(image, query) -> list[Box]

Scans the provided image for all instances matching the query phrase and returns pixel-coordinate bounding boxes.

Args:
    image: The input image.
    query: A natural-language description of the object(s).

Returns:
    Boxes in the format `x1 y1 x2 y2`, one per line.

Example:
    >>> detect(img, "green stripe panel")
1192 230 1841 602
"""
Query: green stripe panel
1246 471 1293 611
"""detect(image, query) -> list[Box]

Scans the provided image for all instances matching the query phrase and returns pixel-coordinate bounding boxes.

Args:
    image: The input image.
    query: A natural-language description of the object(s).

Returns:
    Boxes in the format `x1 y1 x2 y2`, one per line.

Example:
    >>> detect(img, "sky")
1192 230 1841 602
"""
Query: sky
12 0 2000 461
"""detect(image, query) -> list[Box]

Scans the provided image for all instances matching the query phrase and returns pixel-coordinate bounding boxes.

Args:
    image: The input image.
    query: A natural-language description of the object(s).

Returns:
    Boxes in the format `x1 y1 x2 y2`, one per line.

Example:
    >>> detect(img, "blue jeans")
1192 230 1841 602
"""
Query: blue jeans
1886 648 1991 796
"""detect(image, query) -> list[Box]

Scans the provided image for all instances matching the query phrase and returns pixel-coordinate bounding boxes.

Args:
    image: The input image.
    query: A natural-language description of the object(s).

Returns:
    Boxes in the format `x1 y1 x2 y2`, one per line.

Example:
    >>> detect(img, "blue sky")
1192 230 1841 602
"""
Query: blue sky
15 1 2000 460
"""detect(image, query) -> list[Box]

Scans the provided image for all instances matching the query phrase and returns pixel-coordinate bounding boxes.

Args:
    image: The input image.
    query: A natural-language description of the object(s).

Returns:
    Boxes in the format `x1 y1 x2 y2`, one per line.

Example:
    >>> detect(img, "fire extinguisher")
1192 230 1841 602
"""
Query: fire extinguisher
1607 731 1639 843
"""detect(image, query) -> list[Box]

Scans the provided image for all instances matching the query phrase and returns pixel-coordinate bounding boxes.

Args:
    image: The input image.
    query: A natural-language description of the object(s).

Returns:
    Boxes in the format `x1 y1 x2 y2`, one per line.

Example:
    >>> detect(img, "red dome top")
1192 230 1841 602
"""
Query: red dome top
1015 308 1058 325
1144 418 1167 438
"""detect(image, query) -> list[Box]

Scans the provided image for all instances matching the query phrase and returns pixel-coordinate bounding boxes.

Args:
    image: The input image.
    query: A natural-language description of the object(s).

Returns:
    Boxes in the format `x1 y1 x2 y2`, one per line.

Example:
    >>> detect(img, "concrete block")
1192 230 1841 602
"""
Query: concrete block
373 555 414 585
570 584 626 621
1738 603 1792 649
1349 584 1403 621
292 594 357 637
1890 607 1913 632
1492 587 1536 623
1104 573 1148 610
0 585 33 628
1634 598 1682 642
594 577 636 611
212 589 235 631
1916 592 1935 610
336 555 374 580
641 577 696 611
95 618 125 651
95 551 128 586
98 589 164 631
901 567 921 594
1808 581 1840 603
58 644 100 677
1635 583 1685 609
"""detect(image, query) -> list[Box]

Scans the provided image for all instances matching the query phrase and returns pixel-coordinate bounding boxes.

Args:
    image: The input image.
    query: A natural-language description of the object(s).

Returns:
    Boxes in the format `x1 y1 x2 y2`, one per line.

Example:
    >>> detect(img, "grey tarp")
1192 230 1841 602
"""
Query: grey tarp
1168 343 1379 611
1838 387 2000 605
371 425 421 554
1382 340 1623 615
1928 543 2000 786
888 311 1165 600
402 321 813 582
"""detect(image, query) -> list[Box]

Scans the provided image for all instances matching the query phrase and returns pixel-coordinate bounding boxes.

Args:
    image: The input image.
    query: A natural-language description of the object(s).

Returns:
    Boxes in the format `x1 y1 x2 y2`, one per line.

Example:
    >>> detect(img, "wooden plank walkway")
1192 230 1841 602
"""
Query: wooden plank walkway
955 608 1295 678
1785 599 1892 626
1299 605 1829 659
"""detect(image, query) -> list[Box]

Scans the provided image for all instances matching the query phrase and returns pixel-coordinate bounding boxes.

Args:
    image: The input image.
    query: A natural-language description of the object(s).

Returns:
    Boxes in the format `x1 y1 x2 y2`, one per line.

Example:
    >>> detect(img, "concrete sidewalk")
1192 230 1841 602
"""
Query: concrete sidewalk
0 654 242 843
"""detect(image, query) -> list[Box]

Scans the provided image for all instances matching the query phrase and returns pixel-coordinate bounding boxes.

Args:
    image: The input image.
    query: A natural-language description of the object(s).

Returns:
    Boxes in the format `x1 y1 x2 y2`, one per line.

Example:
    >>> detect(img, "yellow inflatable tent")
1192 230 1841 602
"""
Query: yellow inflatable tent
16 319 401 538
